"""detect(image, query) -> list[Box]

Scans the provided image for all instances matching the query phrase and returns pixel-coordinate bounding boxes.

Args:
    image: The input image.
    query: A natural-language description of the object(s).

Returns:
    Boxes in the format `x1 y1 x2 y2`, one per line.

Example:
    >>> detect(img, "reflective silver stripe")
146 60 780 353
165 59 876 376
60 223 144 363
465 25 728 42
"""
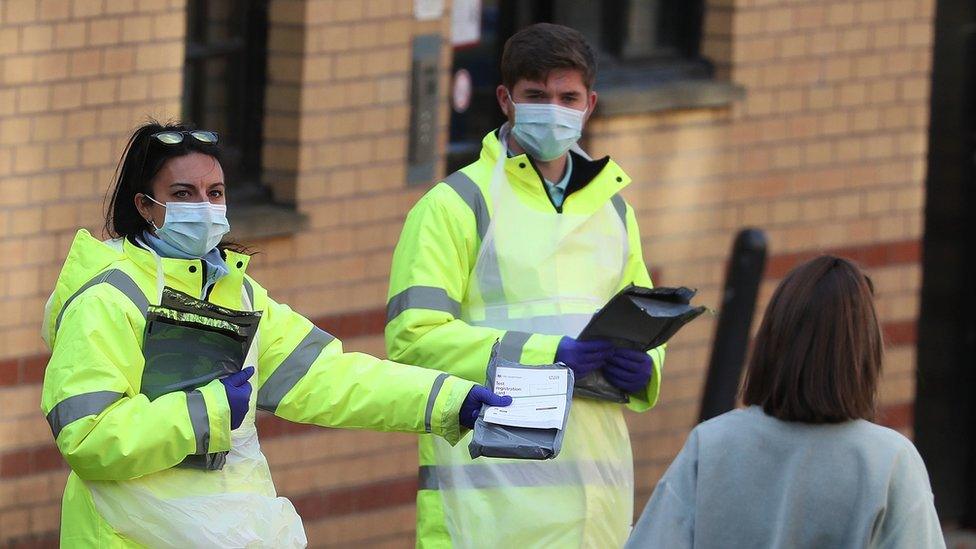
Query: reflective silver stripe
257 326 336 413
443 171 506 318
55 269 149 331
610 194 628 227
387 286 461 323
243 277 255 309
498 331 530 361
479 236 508 322
418 461 624 490
46 391 123 438
185 389 210 455
419 464 438 490
424 373 450 433
443 171 490 240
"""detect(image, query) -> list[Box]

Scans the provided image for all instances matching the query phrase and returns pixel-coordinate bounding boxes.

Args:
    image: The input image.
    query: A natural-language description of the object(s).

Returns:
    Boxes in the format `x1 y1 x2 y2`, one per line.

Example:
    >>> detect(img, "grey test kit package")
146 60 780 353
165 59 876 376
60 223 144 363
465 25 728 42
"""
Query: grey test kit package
468 342 574 460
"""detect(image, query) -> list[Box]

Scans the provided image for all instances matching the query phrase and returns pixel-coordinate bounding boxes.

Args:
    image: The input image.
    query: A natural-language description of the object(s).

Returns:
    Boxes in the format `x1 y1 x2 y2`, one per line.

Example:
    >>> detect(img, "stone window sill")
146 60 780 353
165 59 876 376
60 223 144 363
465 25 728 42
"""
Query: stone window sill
597 78 745 116
593 59 744 116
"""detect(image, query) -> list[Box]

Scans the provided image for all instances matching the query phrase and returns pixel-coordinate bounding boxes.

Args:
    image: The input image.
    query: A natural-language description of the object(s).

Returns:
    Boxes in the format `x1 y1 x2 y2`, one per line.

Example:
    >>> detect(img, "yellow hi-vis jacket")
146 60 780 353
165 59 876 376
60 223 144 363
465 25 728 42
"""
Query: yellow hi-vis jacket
386 130 665 547
41 229 475 547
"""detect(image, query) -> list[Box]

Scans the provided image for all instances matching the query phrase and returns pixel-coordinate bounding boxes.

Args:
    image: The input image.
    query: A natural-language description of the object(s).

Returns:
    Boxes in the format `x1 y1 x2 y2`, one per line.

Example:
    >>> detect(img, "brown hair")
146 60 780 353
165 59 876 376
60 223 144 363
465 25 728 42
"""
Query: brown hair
741 256 883 423
500 23 597 90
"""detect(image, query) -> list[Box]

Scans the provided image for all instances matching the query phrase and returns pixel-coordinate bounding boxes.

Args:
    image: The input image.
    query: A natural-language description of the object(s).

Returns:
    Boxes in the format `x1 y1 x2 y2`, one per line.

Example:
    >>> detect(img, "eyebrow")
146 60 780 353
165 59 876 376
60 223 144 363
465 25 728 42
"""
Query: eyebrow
168 182 225 189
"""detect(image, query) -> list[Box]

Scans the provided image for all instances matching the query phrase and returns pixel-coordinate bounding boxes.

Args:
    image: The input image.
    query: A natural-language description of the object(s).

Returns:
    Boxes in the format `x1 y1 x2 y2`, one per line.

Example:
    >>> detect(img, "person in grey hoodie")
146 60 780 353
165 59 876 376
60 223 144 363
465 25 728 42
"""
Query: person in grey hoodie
626 256 944 549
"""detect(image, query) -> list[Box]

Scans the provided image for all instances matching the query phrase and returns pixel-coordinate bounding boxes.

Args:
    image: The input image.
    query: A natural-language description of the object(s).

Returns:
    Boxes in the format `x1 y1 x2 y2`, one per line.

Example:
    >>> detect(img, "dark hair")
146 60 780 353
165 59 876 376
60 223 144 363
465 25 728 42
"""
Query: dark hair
104 119 223 239
500 23 597 90
741 256 883 423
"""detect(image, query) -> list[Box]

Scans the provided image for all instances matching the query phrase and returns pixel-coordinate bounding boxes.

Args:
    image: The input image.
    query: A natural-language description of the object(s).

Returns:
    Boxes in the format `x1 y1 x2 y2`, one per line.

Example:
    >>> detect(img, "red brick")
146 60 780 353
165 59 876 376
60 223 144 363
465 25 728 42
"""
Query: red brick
255 412 318 439
314 309 387 340
0 359 18 386
878 402 913 430
0 448 31 478
21 354 49 384
887 240 921 264
32 445 65 474
292 476 417 520
765 239 921 278
6 533 59 549
0 444 68 479
883 320 917 346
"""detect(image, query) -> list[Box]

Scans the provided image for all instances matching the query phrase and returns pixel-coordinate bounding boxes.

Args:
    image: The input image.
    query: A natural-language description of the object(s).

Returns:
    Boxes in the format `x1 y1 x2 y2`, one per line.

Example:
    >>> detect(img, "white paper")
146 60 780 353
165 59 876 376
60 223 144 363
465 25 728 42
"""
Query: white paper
483 367 568 430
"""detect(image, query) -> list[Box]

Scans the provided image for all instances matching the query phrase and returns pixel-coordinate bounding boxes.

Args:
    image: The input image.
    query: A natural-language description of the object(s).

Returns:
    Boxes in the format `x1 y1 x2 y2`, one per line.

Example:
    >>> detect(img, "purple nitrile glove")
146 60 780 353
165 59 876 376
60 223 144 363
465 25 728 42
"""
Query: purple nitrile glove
555 337 614 380
460 385 513 429
220 366 254 430
604 348 654 395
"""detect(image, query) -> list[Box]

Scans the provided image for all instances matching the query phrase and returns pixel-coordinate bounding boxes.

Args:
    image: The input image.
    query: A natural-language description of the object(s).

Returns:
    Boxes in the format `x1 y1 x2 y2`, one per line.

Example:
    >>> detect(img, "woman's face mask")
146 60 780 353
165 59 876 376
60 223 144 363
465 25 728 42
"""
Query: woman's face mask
507 91 588 161
144 195 230 257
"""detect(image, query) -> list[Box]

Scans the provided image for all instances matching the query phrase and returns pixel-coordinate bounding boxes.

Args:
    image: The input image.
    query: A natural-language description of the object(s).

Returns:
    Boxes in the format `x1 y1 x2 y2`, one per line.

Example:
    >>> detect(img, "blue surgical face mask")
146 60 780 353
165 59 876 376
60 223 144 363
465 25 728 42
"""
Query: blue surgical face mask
508 91 587 161
144 195 230 258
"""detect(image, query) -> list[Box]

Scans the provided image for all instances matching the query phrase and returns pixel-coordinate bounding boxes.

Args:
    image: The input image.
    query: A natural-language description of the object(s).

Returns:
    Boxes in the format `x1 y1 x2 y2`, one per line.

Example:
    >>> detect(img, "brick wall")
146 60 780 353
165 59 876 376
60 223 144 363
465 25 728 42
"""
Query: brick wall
0 0 935 546
0 0 187 543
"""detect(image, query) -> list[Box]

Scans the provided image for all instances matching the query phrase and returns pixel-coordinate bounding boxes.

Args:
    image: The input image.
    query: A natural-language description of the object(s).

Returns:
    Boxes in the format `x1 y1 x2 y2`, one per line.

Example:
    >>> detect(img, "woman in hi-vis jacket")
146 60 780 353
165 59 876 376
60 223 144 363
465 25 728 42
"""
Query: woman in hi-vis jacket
40 121 510 548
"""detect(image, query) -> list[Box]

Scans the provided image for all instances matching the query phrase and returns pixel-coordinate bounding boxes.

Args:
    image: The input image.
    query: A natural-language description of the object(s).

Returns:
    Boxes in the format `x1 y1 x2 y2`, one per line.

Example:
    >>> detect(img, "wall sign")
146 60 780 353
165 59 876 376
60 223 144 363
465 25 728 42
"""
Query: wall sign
414 0 445 21
451 0 482 47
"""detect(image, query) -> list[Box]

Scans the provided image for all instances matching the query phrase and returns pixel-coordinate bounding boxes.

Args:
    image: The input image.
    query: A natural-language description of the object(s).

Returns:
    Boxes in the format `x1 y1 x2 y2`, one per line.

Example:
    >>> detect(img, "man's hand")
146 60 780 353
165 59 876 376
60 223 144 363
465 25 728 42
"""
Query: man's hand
604 348 653 395
555 337 613 379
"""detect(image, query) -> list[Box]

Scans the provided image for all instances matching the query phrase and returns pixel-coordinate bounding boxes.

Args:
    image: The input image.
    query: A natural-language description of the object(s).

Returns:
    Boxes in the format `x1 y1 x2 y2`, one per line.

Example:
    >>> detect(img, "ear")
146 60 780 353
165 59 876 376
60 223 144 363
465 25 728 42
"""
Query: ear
584 90 598 124
133 193 158 228
496 84 513 120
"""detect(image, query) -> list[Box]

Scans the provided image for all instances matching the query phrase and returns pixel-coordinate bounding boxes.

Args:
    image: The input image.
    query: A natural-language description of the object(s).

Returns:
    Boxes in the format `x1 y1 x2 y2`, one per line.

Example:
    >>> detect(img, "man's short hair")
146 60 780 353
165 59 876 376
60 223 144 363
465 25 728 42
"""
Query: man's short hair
741 256 883 423
500 23 597 90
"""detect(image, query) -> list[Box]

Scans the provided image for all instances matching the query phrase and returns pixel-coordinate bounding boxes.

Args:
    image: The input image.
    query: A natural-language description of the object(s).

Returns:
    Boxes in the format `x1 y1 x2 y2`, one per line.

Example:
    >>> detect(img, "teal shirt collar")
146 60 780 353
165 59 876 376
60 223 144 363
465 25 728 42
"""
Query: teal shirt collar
506 145 573 208
543 155 572 208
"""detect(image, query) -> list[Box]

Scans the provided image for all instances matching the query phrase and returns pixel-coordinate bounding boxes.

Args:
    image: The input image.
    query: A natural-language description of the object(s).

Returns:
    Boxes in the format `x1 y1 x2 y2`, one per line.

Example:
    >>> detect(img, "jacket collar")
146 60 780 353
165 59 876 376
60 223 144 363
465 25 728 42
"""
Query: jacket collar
122 236 250 299
479 128 632 213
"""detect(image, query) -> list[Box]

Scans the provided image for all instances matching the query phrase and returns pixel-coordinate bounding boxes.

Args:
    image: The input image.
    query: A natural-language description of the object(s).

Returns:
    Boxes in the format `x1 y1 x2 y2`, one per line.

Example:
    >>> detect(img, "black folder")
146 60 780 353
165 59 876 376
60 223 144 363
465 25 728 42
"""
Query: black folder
575 286 707 402
140 287 263 471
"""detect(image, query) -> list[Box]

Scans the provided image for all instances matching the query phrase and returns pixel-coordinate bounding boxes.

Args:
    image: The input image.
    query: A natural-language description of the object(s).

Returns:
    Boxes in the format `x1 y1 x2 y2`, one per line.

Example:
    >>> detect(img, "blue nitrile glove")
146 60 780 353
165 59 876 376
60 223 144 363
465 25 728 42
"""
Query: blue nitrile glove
220 366 254 430
604 348 654 395
460 386 513 429
555 337 614 379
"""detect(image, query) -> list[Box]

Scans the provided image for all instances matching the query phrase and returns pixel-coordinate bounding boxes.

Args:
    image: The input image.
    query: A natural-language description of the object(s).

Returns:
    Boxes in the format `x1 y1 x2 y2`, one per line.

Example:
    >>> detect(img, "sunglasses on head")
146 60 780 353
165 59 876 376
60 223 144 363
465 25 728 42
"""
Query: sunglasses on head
151 130 219 145
136 130 220 184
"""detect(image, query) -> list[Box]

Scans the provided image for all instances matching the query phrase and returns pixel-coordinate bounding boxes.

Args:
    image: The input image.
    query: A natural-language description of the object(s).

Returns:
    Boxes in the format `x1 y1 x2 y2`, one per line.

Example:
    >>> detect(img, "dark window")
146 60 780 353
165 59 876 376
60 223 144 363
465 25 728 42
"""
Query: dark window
503 0 710 87
183 0 270 204
561 0 703 62
447 0 708 173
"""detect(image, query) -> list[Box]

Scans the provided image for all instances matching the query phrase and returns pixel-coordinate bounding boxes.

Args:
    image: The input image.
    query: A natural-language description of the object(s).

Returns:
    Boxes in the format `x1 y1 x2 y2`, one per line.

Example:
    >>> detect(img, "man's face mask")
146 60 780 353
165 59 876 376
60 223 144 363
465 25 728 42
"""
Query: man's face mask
508 91 588 161
144 195 230 257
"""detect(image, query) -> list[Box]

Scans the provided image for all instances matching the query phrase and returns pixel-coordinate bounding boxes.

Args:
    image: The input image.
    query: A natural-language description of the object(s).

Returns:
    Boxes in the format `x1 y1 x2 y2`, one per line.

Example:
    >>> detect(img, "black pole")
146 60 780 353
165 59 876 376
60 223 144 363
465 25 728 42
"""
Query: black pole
698 228 768 423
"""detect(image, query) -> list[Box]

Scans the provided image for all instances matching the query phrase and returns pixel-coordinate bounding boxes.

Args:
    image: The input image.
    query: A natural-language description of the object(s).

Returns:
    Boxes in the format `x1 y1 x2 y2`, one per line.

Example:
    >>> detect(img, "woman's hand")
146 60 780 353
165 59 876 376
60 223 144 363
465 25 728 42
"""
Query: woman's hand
220 367 254 430
459 386 513 428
